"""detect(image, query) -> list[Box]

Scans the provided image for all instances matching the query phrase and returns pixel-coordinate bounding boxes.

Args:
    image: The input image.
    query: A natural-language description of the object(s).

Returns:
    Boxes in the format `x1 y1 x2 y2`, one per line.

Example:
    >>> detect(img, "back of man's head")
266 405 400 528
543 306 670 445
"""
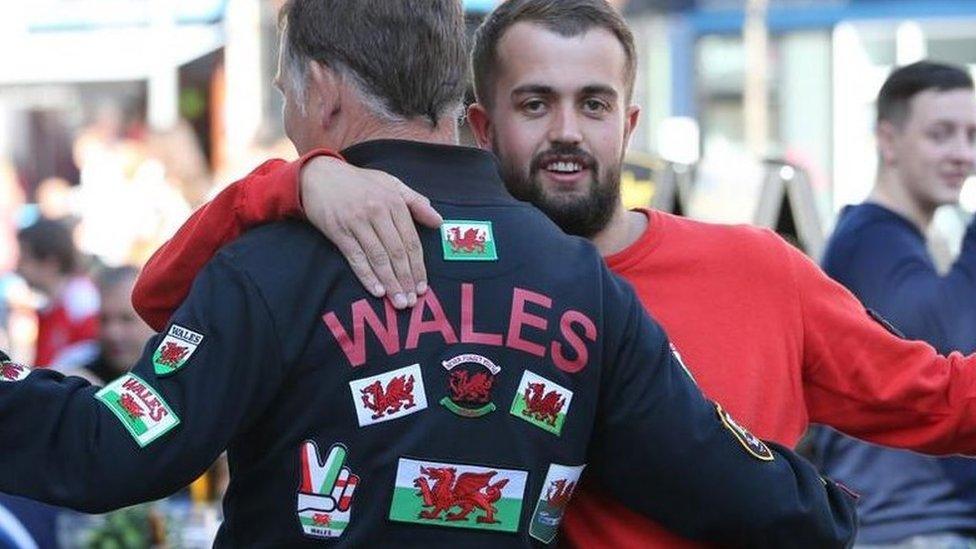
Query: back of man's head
471 0 636 109
280 0 467 126
877 61 974 127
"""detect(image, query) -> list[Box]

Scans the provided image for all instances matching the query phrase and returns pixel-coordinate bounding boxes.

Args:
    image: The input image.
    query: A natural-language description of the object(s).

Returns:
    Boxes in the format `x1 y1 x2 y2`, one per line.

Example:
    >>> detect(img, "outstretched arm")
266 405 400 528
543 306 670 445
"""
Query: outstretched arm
1 254 281 512
132 150 441 331
793 237 976 455
593 274 856 547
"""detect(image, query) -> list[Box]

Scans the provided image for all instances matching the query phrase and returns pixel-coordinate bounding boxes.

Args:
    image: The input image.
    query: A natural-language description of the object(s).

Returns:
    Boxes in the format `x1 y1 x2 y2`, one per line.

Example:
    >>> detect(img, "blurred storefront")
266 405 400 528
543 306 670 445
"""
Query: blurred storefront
623 0 976 252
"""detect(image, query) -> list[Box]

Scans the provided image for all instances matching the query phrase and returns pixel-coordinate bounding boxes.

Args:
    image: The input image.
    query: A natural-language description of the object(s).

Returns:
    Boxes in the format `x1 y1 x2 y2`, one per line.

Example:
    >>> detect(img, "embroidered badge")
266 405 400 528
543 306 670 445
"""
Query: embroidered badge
440 354 500 418
297 441 359 539
389 457 528 533
152 324 204 376
529 463 586 543
349 364 428 427
95 374 180 448
715 403 774 461
441 220 498 261
0 360 31 382
510 370 573 436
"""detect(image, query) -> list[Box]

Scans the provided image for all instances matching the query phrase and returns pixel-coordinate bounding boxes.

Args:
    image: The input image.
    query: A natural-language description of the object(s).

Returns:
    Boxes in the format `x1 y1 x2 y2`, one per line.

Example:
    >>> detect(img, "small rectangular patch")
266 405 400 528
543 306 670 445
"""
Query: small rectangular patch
529 463 586 544
153 324 204 376
0 361 31 382
348 364 428 427
389 457 528 533
96 373 180 448
510 370 573 436
441 220 498 261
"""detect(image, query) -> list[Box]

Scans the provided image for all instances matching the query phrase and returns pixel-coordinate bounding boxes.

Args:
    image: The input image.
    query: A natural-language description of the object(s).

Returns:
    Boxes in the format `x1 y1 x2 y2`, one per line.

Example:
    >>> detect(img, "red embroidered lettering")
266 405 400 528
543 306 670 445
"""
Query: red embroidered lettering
406 289 458 349
552 310 597 373
323 299 400 367
460 284 503 346
507 288 550 357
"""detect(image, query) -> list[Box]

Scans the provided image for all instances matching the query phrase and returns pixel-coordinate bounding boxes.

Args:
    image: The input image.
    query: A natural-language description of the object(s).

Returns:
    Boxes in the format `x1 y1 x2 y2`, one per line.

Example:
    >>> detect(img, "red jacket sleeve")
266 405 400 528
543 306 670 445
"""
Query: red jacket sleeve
794 245 976 455
131 149 341 331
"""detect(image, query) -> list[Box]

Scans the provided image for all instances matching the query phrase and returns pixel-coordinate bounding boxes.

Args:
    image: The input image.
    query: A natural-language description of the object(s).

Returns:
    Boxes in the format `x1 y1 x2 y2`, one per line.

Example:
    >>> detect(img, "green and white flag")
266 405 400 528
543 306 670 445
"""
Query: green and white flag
95 374 180 448
510 370 573 436
529 463 585 543
389 457 527 533
152 324 204 376
440 220 498 261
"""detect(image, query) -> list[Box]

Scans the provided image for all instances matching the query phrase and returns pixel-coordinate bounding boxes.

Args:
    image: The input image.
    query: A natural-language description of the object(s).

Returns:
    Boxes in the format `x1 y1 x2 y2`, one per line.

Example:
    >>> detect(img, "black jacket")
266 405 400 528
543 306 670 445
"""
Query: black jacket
0 140 855 547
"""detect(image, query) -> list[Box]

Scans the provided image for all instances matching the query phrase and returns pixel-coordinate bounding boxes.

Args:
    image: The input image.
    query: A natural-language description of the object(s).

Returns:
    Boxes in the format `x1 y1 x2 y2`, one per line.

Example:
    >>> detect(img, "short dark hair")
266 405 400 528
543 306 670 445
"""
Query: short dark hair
95 265 140 294
472 0 637 108
878 61 974 127
280 0 467 126
17 218 77 275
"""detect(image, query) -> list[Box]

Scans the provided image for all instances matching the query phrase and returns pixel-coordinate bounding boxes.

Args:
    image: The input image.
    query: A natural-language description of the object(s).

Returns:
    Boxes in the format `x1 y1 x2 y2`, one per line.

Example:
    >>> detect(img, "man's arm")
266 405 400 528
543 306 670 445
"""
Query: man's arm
1 253 282 512
591 274 856 547
834 219 976 353
132 151 441 331
792 242 976 454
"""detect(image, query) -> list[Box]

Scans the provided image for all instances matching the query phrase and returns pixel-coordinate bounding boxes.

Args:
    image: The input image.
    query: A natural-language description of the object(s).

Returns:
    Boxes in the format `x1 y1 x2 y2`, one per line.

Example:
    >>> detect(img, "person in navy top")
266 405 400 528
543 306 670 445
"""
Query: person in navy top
816 60 976 547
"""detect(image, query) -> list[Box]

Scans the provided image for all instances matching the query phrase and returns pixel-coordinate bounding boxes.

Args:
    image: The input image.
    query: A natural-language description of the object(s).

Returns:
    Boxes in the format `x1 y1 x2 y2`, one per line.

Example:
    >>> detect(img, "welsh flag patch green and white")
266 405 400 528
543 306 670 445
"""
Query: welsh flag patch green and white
389 457 528 533
510 370 573 436
529 463 586 544
96 374 180 448
440 220 498 261
152 324 204 376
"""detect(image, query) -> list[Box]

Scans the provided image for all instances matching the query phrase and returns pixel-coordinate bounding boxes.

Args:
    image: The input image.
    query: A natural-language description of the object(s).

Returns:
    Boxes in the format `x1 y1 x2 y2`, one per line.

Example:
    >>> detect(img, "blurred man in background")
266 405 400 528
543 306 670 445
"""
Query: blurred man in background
816 60 976 548
74 266 154 385
16 218 98 370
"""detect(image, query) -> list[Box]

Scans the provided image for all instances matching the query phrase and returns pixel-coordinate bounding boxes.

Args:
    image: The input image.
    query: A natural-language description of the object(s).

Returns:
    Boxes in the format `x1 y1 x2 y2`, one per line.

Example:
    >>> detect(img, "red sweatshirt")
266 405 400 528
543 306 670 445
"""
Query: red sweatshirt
132 157 976 548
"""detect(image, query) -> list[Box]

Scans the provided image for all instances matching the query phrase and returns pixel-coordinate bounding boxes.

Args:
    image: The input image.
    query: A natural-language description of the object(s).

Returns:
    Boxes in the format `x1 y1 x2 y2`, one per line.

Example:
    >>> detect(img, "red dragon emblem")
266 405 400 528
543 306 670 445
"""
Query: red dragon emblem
413 466 509 524
447 227 486 254
118 393 145 419
360 374 416 419
545 479 576 511
522 382 566 426
0 363 25 381
157 341 189 366
312 513 331 526
448 370 493 403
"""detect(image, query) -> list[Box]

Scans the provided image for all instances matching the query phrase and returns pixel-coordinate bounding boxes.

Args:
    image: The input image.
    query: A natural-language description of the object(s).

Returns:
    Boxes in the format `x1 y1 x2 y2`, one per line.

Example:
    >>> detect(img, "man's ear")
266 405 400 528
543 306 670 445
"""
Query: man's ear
623 104 641 150
308 61 342 130
467 103 494 150
876 120 900 167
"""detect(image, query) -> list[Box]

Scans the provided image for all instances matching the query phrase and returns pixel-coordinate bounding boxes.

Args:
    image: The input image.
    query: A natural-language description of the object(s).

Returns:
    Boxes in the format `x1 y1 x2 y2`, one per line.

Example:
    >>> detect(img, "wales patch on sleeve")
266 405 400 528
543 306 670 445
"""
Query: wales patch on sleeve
529 463 586 544
715 403 774 461
152 324 204 376
440 220 498 261
0 361 31 382
389 457 528 533
510 370 573 436
95 373 180 448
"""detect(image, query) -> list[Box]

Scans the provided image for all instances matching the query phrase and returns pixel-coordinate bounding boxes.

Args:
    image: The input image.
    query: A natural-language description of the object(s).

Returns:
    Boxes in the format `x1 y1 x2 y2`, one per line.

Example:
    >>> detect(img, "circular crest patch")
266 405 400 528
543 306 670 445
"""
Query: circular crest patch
715 403 774 461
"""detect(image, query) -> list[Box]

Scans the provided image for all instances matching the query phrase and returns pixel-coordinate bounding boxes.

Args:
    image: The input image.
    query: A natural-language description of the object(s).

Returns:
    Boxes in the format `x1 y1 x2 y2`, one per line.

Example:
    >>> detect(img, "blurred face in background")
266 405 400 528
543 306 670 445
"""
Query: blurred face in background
15 245 57 295
469 22 639 238
99 276 154 372
879 88 976 211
